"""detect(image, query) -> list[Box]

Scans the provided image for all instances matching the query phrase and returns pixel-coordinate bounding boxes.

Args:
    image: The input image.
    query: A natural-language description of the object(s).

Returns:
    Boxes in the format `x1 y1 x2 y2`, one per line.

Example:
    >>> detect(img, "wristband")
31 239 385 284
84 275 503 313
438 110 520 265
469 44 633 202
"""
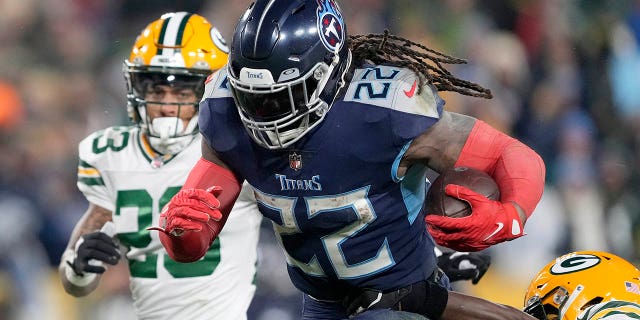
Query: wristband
62 249 97 287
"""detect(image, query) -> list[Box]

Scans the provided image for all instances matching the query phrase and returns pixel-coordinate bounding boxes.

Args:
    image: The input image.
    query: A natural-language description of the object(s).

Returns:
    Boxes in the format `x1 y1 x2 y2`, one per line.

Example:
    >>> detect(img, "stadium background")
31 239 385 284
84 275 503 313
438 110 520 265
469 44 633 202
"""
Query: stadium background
2 0 640 319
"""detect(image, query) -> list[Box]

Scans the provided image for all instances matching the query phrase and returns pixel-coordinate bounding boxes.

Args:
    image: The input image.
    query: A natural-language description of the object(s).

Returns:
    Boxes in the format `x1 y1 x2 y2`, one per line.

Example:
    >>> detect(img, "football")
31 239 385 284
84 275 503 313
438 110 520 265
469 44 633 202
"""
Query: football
425 167 500 218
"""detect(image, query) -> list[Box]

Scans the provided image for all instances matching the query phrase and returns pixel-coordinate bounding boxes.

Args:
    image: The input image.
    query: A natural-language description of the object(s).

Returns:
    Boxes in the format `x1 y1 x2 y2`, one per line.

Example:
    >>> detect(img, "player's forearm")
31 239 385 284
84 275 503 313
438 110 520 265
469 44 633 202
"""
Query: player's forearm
183 156 242 217
59 204 112 296
442 292 538 320
454 120 545 223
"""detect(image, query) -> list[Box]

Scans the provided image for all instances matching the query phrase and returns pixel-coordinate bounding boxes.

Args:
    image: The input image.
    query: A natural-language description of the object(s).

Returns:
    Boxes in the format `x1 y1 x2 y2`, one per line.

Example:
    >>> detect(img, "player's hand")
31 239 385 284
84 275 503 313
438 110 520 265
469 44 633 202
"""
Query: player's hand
437 251 491 284
66 231 120 276
149 186 223 237
426 184 524 251
148 186 224 262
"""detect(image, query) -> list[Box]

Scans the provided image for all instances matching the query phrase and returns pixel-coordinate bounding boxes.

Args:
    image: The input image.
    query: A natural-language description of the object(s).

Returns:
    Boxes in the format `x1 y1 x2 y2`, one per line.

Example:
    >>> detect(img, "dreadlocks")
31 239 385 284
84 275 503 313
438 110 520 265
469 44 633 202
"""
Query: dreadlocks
349 30 492 99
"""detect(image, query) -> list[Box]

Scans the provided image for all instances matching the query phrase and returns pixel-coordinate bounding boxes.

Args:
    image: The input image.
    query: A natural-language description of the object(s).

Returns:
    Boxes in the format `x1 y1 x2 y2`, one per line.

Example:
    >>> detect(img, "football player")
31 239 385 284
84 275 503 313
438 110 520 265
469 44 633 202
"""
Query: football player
58 12 262 319
151 1 545 319
524 251 640 320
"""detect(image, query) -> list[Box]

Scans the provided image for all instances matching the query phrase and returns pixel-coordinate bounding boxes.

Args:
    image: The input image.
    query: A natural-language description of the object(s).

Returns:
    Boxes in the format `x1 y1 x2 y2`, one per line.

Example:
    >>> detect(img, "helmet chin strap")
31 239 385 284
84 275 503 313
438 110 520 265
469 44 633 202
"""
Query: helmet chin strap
558 284 584 320
148 116 197 155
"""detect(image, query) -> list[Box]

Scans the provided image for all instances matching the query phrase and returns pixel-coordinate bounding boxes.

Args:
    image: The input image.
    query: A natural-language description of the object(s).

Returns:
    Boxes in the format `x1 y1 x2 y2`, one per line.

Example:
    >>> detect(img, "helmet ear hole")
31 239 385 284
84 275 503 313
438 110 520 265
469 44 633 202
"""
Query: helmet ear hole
580 297 603 311
542 305 559 320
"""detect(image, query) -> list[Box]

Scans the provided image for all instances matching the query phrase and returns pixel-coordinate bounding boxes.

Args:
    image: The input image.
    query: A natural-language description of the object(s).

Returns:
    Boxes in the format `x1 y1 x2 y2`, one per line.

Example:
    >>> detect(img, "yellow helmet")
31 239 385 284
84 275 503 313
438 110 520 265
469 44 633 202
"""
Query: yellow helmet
123 12 228 154
524 251 640 320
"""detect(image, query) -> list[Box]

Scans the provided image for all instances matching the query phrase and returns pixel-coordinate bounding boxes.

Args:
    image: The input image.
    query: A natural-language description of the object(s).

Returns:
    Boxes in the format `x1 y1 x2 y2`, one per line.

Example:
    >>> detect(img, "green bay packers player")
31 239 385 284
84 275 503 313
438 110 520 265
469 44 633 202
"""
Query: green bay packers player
58 12 262 320
524 251 640 320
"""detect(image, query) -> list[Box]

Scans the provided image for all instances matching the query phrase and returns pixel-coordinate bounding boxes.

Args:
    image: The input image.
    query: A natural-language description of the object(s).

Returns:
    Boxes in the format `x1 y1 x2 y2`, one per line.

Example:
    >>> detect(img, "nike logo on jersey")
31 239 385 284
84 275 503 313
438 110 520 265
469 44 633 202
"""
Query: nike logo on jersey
404 80 417 98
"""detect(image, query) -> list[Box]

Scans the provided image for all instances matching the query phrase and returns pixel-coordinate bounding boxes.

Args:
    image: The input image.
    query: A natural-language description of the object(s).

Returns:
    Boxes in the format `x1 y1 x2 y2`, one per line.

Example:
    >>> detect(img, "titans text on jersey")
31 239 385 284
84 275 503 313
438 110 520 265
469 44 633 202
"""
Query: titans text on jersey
275 174 323 191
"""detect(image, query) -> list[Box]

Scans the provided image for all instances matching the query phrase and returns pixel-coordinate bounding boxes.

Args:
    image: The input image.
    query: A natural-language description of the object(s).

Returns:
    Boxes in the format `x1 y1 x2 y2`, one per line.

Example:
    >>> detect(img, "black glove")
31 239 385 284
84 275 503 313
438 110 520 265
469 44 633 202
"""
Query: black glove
437 251 490 284
66 231 120 276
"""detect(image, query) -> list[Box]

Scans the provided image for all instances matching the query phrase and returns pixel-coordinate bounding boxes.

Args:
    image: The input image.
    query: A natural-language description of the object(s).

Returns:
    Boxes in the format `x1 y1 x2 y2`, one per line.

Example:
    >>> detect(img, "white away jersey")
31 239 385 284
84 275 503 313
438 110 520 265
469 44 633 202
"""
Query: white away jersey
77 126 262 320
577 301 640 320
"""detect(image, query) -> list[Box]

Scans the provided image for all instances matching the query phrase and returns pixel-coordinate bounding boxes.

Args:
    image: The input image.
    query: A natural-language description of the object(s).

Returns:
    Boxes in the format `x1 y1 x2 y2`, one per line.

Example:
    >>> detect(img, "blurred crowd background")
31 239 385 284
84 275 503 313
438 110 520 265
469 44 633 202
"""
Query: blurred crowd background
2 0 640 319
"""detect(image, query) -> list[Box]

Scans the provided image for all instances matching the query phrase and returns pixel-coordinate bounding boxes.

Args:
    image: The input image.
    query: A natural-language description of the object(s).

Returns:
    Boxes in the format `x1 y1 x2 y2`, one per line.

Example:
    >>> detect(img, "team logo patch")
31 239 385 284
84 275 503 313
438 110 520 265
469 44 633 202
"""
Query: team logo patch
316 0 345 52
289 152 303 171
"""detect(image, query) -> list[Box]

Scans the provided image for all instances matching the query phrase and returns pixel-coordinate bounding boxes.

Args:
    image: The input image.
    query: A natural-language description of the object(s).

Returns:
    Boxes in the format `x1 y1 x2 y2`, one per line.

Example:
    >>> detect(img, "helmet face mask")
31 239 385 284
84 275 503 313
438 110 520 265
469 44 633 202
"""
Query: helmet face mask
524 286 569 320
124 12 228 154
228 61 337 148
524 251 640 320
227 0 351 149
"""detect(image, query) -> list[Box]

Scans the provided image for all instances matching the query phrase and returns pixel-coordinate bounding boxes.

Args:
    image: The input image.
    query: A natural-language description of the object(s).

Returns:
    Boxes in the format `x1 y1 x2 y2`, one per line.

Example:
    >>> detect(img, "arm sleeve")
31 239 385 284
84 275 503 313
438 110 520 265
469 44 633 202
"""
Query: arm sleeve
454 120 545 217
182 157 242 218
159 157 242 262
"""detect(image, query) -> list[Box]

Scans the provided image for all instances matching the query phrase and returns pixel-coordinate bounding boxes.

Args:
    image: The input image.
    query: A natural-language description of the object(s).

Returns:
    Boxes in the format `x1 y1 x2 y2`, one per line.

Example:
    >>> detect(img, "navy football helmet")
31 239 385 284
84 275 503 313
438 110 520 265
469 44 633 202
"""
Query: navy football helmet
228 0 352 149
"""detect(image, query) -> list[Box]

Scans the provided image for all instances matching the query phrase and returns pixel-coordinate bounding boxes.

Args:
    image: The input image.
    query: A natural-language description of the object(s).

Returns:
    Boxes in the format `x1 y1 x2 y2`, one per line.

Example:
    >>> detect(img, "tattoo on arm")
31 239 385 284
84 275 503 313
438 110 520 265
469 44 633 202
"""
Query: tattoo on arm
66 204 113 250
401 112 475 174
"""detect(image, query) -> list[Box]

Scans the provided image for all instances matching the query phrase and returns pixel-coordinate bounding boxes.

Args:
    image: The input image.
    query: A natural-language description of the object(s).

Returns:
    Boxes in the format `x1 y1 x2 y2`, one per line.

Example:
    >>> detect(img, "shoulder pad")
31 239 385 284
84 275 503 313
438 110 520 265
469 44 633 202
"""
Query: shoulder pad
201 67 232 102
343 65 442 118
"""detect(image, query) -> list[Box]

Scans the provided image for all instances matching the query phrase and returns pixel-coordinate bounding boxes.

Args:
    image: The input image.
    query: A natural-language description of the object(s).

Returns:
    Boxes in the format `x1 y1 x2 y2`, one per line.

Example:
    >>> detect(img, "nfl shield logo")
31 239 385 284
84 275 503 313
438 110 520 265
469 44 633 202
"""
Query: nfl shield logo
289 152 302 171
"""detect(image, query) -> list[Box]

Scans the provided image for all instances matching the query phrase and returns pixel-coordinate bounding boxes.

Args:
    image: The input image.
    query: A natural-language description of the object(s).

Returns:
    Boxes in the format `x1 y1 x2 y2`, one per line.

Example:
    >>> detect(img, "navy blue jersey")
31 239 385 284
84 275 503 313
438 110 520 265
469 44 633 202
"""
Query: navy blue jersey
200 65 445 300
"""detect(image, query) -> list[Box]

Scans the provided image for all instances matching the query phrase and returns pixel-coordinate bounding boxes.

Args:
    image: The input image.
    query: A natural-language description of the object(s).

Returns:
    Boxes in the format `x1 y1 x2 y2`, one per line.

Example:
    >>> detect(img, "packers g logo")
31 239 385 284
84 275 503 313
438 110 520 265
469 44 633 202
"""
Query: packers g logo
210 27 229 54
550 254 601 275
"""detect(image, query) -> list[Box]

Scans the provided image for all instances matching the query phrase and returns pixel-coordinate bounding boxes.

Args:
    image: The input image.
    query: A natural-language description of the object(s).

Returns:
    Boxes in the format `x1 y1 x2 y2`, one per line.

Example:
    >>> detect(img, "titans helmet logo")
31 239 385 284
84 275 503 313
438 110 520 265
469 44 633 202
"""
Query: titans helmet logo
316 0 345 52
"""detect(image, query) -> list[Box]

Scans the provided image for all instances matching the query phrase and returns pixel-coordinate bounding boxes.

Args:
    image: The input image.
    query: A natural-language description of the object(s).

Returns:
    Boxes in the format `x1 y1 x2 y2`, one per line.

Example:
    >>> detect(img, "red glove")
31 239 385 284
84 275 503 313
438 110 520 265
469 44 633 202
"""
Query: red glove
425 184 525 252
148 186 223 262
